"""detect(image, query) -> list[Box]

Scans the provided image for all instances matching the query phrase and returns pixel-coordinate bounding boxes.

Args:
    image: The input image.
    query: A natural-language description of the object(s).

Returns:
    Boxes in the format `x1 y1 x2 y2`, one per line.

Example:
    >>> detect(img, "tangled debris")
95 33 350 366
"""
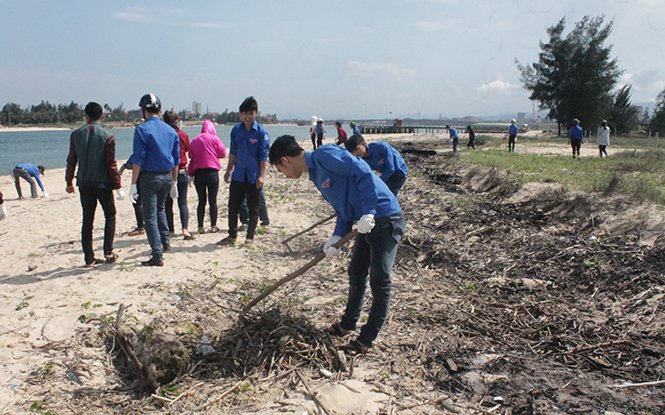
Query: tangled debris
14 134 665 414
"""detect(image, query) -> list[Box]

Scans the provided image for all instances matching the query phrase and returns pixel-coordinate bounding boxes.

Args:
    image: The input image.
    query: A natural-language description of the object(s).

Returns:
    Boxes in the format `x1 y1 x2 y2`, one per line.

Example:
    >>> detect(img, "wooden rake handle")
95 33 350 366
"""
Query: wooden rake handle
242 230 358 312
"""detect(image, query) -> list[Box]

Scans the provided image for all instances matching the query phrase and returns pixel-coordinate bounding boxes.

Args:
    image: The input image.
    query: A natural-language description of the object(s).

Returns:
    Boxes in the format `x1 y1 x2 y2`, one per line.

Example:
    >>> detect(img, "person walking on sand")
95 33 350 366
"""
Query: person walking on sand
128 93 180 267
315 118 326 148
219 96 270 247
13 163 49 199
445 125 459 152
65 102 125 267
597 120 610 158
568 118 584 159
309 115 318 150
163 111 193 240
269 135 405 356
187 119 227 235
335 121 348 146
345 134 408 196
467 125 476 150
508 119 518 152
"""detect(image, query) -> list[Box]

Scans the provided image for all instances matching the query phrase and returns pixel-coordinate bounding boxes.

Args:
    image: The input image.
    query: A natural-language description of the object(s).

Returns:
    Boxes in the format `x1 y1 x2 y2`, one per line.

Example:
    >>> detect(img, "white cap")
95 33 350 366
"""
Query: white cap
511 119 516 123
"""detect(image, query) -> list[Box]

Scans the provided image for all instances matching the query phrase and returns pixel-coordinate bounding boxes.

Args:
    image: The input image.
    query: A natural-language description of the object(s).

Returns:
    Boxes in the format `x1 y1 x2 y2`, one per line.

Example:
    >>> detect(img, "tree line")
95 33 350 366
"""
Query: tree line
1 101 279 126
517 15 665 136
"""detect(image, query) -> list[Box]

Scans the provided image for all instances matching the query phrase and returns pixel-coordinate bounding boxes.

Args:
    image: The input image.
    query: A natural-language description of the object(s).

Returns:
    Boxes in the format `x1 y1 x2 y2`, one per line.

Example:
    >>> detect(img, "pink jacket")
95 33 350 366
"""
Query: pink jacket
187 120 227 176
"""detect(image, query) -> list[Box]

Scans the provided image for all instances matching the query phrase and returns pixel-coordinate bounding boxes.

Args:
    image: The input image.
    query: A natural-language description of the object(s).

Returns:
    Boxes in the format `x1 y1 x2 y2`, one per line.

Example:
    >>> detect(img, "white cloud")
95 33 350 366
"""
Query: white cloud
477 79 518 92
344 61 416 82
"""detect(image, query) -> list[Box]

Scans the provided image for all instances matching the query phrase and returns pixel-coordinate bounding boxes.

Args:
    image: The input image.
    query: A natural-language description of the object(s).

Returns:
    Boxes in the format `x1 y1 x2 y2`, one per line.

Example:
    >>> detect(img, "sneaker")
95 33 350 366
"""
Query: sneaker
141 258 164 267
163 243 171 253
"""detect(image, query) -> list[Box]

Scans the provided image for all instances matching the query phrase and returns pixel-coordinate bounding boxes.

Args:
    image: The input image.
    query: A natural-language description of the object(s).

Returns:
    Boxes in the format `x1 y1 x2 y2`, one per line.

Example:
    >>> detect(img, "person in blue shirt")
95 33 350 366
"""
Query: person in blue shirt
568 118 584 159
128 93 180 266
445 125 460 152
508 119 518 152
269 135 406 356
350 121 361 136
219 96 270 246
345 134 408 196
12 163 49 199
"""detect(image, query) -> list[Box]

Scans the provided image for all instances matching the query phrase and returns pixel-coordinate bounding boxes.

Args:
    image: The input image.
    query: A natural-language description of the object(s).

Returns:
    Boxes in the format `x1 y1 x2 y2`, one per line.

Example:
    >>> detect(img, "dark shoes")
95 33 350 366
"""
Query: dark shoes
324 322 350 337
163 243 171 252
141 258 164 267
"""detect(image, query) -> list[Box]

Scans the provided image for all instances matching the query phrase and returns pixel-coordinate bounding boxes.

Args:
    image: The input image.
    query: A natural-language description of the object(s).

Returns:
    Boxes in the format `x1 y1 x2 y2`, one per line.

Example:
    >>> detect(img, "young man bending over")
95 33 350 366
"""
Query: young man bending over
344 134 408 196
269 135 405 355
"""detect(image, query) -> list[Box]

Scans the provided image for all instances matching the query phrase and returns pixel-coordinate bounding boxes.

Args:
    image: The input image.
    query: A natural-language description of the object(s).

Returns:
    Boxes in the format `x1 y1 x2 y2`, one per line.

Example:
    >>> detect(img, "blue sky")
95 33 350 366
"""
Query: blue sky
1 0 664 120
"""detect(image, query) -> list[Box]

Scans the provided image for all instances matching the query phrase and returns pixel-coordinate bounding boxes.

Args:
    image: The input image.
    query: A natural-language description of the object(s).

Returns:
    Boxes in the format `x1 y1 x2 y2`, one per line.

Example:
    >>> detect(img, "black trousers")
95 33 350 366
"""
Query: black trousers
228 179 260 239
194 168 219 228
79 187 116 265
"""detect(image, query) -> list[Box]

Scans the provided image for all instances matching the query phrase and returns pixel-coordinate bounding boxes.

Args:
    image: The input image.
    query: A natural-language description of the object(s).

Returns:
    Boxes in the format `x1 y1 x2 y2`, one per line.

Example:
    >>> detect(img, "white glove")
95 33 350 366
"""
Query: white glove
0 205 7 221
43 192 50 198
128 184 139 204
115 188 126 201
357 214 375 234
170 182 178 199
323 235 342 258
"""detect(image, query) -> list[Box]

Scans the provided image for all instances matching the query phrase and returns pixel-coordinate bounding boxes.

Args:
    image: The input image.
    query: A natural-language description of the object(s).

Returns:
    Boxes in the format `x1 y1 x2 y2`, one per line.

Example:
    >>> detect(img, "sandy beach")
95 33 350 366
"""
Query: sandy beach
0 133 406 414
0 132 651 414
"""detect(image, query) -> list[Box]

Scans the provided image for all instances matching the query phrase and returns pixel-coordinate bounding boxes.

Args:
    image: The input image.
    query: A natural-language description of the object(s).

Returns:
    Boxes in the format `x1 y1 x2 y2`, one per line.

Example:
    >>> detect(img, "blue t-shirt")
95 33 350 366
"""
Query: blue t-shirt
509 124 519 135
229 121 270 184
131 117 180 172
306 144 401 237
449 128 459 140
569 125 584 139
363 142 408 183
16 163 44 191
353 127 361 136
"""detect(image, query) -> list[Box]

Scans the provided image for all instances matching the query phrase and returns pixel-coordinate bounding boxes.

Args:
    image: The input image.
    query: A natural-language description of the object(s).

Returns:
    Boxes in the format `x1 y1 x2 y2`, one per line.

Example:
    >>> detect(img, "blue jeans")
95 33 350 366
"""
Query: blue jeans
140 172 173 261
385 174 406 196
340 212 405 348
166 169 189 232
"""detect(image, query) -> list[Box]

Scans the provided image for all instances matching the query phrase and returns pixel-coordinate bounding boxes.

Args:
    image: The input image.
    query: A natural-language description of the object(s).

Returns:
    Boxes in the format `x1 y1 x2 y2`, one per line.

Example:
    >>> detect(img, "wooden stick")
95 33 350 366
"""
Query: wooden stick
281 213 336 250
195 380 242 411
607 379 665 388
243 230 358 312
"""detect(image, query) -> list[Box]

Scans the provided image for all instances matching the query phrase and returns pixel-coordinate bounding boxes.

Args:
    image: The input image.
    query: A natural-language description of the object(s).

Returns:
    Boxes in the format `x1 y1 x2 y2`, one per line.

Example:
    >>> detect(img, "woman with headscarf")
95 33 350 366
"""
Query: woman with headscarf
188 120 227 234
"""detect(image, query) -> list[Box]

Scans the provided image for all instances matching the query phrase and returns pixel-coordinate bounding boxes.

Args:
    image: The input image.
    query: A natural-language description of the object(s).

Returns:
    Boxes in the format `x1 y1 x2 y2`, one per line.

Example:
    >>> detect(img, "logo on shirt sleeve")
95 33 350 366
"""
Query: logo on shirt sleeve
322 178 331 188
379 158 384 165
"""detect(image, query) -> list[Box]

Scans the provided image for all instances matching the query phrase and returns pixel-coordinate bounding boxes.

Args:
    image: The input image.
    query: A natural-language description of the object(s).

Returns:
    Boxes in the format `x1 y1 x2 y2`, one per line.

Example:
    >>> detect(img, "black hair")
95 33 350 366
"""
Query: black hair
269 135 304 165
239 96 258 113
38 165 46 174
335 121 342 127
163 110 179 131
84 102 104 121
344 134 366 153
445 125 451 128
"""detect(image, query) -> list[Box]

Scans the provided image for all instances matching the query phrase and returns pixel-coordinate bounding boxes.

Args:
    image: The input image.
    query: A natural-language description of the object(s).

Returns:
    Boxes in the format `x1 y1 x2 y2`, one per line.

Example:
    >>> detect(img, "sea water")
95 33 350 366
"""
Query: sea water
0 124 314 176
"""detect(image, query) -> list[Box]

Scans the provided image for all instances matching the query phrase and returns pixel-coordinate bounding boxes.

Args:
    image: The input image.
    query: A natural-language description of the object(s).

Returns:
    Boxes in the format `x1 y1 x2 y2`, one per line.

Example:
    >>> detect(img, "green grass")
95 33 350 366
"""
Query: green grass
463 148 665 205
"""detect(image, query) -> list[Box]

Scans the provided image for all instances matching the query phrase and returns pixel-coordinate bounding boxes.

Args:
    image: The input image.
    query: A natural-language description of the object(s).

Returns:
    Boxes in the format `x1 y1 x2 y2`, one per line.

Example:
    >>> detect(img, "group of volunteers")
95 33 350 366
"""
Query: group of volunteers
55 93 409 355
444 117 611 158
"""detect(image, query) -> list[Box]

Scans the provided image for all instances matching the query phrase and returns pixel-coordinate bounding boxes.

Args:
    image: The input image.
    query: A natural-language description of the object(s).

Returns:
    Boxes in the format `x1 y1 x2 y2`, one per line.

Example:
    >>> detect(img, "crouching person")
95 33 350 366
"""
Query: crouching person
269 135 405 355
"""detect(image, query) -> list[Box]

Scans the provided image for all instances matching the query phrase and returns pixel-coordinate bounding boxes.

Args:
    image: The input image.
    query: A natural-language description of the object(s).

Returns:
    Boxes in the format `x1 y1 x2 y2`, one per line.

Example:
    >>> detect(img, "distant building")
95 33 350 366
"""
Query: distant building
192 101 202 117
517 112 527 122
